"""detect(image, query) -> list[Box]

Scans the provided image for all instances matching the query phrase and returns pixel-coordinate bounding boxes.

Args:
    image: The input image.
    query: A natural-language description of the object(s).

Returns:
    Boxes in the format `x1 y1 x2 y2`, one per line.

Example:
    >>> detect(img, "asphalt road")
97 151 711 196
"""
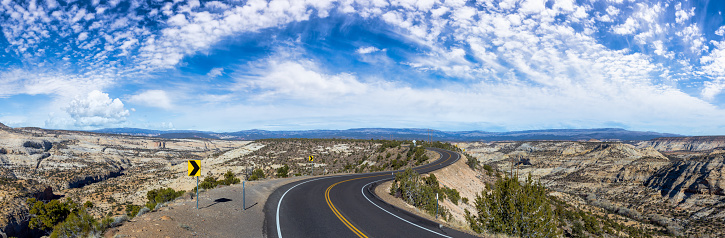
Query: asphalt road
263 148 478 238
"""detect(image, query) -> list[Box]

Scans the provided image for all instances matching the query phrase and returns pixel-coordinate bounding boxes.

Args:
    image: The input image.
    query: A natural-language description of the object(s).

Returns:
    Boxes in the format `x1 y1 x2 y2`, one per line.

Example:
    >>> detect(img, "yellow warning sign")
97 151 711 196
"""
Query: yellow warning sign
308 155 314 162
188 160 201 177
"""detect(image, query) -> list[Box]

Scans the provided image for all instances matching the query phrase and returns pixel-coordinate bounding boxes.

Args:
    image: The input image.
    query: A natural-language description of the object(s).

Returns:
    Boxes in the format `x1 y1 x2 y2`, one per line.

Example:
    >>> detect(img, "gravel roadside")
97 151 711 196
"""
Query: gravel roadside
107 177 307 238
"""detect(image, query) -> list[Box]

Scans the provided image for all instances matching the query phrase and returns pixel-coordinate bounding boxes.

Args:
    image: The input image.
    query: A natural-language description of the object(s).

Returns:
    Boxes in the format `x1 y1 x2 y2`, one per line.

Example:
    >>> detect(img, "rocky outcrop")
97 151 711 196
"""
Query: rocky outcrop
638 136 725 152
22 140 52 155
66 169 124 189
487 142 670 185
0 123 8 129
645 154 725 199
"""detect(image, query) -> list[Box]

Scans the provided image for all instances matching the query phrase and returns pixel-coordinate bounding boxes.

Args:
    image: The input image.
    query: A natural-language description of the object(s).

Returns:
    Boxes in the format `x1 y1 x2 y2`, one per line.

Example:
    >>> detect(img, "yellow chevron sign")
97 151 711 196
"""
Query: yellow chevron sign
188 160 201 177
308 155 314 162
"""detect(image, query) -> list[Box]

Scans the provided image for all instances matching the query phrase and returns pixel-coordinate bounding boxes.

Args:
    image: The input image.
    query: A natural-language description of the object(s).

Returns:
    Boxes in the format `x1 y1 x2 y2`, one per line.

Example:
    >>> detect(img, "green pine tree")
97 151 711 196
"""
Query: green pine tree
467 173 558 237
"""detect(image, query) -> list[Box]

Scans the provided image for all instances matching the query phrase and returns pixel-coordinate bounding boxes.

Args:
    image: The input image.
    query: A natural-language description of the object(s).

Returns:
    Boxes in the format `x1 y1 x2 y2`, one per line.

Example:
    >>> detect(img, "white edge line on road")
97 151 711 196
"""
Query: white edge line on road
361 150 460 238
276 177 328 238
276 174 359 238
277 150 460 238
362 179 453 238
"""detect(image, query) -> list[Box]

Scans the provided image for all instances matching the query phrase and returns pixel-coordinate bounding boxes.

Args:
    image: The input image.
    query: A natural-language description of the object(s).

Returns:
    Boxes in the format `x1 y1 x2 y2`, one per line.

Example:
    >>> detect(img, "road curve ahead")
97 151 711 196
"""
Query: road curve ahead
264 148 478 238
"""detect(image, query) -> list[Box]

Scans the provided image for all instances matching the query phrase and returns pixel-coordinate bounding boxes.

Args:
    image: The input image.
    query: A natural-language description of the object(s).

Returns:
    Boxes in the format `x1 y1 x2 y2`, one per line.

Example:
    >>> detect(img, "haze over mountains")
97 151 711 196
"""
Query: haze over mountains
90 127 681 141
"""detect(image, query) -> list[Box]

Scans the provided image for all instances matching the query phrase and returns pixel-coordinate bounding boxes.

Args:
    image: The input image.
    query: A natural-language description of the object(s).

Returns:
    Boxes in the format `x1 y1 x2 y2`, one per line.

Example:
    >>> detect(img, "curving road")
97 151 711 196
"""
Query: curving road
263 148 478 238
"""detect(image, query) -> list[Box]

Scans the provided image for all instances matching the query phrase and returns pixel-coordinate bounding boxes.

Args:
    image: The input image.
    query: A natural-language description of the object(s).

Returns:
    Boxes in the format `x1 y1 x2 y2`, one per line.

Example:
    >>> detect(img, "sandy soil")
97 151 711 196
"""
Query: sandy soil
107 177 306 238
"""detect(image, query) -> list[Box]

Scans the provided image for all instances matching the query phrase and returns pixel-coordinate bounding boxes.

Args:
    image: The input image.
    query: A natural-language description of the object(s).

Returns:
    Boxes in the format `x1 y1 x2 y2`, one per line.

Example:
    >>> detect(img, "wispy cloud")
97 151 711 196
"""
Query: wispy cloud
1 0 725 134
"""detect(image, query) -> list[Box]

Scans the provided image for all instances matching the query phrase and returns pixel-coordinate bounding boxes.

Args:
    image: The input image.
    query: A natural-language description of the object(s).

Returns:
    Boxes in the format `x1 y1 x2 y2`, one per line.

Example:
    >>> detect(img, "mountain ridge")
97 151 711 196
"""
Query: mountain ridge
89 127 682 141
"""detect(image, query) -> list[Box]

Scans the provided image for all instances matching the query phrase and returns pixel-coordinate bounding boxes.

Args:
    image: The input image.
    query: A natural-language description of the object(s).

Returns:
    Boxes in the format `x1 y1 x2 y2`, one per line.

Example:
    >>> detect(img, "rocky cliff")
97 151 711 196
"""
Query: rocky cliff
637 136 725 152
461 141 669 186
459 141 725 236
646 153 725 199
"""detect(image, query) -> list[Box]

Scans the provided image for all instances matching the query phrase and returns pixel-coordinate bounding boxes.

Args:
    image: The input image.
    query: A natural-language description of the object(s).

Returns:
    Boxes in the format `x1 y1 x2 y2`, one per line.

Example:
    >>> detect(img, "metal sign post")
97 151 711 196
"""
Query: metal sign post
188 160 201 209
435 193 439 219
308 155 314 176
243 180 246 210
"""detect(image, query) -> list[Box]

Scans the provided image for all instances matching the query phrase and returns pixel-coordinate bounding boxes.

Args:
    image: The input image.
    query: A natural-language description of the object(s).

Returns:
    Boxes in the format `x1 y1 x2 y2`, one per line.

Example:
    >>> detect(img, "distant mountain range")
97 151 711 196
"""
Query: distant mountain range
89 128 682 141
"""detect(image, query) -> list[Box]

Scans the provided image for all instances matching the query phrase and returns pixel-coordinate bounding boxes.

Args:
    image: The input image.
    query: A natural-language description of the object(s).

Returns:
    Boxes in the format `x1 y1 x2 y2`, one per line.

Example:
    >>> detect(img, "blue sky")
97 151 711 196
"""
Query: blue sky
1 0 725 135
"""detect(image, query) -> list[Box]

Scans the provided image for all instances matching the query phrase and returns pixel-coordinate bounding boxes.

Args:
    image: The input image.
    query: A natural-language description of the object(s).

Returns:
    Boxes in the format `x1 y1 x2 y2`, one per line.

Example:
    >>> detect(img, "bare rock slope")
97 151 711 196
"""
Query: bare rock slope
459 141 725 236
638 136 725 152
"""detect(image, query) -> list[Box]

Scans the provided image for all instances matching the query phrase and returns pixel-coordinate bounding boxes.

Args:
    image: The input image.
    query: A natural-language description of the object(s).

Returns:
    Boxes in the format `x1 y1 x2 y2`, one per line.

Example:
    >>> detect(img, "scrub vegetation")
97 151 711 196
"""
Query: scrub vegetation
389 168 459 221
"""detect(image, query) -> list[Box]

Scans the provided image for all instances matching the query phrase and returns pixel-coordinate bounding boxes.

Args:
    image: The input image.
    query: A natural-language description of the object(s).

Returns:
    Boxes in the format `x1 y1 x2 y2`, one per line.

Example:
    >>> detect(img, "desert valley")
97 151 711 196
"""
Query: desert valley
1 122 725 237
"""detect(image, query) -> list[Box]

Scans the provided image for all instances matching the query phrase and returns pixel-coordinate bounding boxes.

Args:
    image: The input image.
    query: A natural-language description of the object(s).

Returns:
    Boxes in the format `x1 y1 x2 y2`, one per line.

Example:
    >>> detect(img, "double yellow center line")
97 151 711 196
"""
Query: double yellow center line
325 176 377 238
323 150 455 238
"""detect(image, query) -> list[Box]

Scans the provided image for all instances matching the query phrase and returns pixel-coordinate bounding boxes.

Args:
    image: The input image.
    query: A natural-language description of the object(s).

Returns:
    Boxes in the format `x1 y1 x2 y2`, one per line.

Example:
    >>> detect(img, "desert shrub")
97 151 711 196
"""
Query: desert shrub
49 211 98 238
145 188 184 210
482 164 494 175
467 155 478 170
571 221 585 238
390 169 451 220
466 174 558 237
378 140 403 152
248 169 265 181
443 187 460 205
125 204 141 218
276 165 290 178
27 198 77 231
200 177 218 190
26 198 113 237
198 171 242 191
99 215 127 230
221 170 241 185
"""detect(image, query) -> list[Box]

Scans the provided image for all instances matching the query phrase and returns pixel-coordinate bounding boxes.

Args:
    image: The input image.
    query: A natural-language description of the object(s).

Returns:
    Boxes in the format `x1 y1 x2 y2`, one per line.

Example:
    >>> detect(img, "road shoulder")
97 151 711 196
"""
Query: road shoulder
107 177 307 238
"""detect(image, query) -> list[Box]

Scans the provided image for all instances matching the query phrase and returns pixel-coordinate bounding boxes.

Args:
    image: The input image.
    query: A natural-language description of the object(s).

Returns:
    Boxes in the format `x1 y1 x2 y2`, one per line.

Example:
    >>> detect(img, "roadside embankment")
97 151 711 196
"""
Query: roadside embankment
107 177 306 238
374 153 496 237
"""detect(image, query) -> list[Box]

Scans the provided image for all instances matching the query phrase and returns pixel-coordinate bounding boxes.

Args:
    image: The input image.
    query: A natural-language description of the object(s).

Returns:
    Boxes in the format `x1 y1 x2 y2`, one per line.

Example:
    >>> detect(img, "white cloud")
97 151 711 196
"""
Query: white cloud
179 53 725 134
66 90 130 127
128 90 174 109
237 60 368 101
652 40 674 59
675 3 695 24
702 80 725 101
0 69 115 99
207 67 224 78
606 6 620 16
137 0 338 69
520 0 547 15
677 24 707 53
700 40 725 100
612 17 639 35
78 32 88 41
356 46 381 54
716 26 725 36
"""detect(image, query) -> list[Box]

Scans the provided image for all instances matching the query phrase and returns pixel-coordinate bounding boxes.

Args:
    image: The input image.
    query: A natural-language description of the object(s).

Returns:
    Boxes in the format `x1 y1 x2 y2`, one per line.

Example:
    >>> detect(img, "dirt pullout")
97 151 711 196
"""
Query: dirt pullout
374 156 492 237
108 177 306 238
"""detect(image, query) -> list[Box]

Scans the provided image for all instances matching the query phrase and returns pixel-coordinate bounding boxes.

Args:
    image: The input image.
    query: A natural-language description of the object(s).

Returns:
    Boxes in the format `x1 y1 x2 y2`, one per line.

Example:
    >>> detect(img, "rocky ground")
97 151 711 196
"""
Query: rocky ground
457 140 725 237
0 126 435 238
106 177 307 238
4 121 725 237
0 126 250 237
